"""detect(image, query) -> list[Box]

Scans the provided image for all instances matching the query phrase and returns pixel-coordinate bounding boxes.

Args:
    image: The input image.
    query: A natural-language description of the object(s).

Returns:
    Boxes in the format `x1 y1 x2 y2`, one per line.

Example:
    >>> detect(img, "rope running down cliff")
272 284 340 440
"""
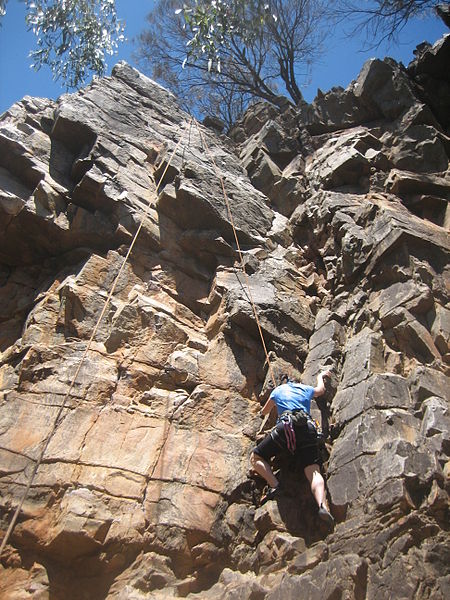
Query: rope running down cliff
0 120 192 557
193 120 277 390
0 116 276 556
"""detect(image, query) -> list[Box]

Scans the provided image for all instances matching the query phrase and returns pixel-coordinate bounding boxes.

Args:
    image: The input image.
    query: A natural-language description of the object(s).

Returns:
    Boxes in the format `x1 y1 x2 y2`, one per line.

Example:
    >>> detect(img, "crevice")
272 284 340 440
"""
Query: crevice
0 446 37 463
333 404 414 431
327 450 378 474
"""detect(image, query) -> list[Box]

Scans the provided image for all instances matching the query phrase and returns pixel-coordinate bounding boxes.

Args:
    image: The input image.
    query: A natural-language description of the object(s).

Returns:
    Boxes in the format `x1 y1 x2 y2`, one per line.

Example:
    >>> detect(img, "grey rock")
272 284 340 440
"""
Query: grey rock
353 58 418 121
332 372 412 425
420 396 450 439
408 34 450 132
387 124 449 173
431 303 450 356
409 366 449 406
340 328 384 388
386 167 450 197
266 554 368 600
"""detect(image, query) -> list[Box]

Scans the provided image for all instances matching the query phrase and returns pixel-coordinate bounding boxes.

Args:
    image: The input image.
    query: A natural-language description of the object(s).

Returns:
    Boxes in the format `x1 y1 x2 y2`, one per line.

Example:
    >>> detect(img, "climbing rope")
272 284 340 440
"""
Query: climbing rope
193 120 277 389
0 118 193 557
0 114 276 556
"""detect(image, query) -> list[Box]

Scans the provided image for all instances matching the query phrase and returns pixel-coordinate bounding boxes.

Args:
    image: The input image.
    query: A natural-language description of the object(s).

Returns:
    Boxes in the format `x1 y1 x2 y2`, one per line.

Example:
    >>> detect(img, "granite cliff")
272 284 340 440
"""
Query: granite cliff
0 35 449 600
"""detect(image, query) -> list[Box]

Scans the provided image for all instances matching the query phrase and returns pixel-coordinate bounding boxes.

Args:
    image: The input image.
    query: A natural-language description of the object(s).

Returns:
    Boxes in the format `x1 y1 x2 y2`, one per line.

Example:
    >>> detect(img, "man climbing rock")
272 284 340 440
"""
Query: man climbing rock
250 369 335 526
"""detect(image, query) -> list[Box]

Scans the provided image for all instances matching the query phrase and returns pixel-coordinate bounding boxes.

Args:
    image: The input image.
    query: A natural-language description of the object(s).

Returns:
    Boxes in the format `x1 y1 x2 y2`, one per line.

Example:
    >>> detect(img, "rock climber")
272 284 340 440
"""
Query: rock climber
250 369 335 526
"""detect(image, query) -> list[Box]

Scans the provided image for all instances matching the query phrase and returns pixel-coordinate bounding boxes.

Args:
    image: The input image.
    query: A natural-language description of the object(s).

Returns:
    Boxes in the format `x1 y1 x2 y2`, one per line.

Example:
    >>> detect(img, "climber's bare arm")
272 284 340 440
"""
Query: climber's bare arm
256 397 276 435
260 397 275 416
313 369 332 397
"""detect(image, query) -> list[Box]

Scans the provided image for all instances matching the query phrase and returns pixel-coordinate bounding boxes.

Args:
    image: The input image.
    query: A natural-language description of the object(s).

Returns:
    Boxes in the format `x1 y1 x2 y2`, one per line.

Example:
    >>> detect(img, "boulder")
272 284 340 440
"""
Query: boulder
353 58 418 121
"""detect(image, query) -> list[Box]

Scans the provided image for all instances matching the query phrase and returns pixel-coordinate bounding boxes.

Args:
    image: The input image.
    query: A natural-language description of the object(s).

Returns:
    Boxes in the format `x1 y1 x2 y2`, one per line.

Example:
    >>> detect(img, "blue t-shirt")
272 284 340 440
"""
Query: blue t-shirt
270 382 315 416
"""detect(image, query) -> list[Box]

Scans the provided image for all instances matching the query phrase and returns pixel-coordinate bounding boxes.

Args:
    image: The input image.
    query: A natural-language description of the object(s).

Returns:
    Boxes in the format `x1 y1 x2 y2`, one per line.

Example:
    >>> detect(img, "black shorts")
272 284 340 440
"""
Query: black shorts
253 421 322 469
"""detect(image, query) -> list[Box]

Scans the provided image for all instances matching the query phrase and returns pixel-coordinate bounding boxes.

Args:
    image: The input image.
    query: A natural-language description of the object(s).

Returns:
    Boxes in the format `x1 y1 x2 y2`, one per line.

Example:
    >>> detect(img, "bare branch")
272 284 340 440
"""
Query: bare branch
135 0 329 127
332 1 442 48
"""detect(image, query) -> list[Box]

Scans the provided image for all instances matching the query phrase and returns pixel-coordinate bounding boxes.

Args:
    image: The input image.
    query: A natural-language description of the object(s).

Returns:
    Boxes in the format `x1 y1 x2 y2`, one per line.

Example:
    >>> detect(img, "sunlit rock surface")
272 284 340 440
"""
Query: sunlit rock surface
0 36 449 600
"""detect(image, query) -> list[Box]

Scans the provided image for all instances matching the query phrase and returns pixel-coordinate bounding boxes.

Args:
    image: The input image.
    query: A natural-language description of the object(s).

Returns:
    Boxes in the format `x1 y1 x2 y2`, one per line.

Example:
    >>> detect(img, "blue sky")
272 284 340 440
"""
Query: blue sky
0 1 447 115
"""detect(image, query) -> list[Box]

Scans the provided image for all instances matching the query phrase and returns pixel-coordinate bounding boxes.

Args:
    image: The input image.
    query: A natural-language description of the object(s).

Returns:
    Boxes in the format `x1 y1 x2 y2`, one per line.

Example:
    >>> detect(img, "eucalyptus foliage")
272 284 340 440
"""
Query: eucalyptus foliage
26 0 125 88
0 0 124 88
178 0 279 74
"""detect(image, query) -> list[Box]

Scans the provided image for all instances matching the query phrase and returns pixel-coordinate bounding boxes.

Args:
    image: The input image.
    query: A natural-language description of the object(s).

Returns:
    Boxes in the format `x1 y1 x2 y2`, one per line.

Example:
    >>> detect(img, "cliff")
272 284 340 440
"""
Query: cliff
0 35 449 600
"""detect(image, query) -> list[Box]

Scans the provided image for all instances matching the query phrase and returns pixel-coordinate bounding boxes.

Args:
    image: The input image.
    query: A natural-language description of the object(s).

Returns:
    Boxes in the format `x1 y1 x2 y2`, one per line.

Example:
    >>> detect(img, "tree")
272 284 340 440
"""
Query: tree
136 0 327 129
334 1 449 46
0 0 124 89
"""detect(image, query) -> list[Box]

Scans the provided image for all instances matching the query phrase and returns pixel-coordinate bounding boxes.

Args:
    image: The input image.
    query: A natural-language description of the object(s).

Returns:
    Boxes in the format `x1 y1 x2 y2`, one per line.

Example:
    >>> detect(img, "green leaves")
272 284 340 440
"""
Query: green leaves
177 0 278 73
0 0 7 21
25 0 125 89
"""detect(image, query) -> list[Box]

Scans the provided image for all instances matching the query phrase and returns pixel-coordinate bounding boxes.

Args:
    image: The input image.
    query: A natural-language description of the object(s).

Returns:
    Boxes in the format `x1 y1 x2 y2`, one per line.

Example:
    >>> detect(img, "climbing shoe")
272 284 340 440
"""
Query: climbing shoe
318 503 335 527
260 486 280 505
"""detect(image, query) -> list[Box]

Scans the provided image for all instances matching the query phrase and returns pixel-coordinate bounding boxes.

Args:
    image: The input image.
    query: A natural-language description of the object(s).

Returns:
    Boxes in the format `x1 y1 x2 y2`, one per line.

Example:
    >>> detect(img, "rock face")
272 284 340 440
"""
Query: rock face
0 36 449 600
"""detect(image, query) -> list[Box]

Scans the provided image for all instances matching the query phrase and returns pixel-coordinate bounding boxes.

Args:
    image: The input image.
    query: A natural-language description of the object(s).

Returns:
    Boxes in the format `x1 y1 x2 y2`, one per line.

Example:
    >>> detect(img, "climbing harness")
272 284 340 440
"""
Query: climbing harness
271 409 324 455
281 413 297 453
282 408 322 435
